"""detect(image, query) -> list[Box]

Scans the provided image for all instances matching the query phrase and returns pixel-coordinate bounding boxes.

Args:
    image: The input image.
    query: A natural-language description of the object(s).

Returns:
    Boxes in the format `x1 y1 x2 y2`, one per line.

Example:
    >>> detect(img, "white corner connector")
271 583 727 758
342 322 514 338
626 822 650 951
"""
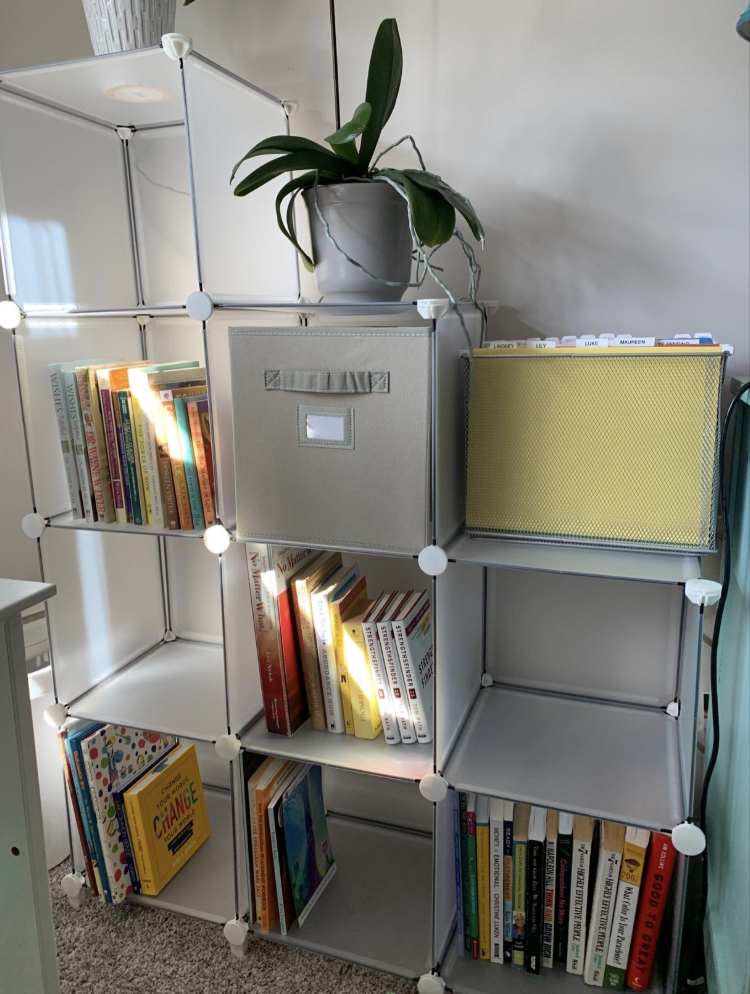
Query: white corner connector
418 545 448 577
215 734 242 762
0 300 23 329
21 513 46 539
186 290 214 322
203 523 231 555
666 700 680 718
416 298 450 321
685 579 722 607
162 33 193 61
419 773 448 803
162 630 177 643
481 673 493 688
116 126 134 142
281 100 298 117
61 872 87 909
482 300 499 317
43 703 69 729
418 973 446 994
671 821 706 857
223 918 249 959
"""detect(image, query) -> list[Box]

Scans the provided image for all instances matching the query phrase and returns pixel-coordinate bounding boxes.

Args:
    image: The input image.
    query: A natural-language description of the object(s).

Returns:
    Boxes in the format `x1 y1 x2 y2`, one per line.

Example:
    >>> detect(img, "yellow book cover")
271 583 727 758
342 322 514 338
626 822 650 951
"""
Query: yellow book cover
123 743 210 896
330 575 368 736
343 599 383 740
476 796 491 960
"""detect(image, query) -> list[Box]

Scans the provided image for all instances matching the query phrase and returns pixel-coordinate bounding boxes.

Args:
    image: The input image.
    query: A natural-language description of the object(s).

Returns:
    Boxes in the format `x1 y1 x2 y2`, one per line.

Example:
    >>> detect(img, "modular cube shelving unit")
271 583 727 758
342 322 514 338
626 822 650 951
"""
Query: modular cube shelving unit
1 40 711 993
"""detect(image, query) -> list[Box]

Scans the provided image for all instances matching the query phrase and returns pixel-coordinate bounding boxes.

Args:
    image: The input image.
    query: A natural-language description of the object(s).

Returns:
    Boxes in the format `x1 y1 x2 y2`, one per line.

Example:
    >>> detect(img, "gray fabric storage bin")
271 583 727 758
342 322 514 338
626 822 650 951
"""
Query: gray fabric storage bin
229 326 432 554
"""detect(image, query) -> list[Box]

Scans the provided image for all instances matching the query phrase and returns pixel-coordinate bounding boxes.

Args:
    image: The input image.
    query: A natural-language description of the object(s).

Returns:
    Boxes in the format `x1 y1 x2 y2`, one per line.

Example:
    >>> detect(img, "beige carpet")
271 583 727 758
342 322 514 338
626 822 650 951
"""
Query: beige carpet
51 861 417 994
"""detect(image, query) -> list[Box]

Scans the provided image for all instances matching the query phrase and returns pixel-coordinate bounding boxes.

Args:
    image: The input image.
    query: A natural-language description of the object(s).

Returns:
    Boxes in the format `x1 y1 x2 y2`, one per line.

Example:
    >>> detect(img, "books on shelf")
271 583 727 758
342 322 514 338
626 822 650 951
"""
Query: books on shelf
245 760 336 933
452 797 676 989
48 357 214 530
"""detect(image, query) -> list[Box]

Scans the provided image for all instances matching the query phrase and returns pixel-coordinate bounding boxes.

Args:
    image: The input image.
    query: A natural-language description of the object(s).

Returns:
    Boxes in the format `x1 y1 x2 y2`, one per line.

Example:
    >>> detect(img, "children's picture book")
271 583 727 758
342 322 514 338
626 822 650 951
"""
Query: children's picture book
281 765 336 926
267 764 302 936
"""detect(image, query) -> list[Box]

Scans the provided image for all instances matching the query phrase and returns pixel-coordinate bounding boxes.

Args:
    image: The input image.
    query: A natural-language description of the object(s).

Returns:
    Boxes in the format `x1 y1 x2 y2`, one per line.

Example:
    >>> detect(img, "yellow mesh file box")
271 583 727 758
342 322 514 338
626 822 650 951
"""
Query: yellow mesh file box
465 347 726 553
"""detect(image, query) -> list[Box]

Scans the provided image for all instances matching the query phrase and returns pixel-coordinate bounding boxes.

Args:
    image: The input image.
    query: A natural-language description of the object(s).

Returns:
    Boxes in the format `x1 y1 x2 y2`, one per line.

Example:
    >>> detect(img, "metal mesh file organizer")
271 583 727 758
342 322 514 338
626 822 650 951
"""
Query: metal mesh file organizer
464 347 726 553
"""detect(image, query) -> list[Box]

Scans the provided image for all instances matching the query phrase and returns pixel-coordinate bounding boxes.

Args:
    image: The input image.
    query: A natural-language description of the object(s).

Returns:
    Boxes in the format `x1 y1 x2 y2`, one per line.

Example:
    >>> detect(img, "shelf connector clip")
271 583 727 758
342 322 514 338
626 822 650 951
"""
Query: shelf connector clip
671 821 706 856
416 298 450 321
419 773 448 803
665 700 680 718
0 300 23 329
418 973 446 994
21 513 47 539
684 579 722 607
162 33 193 61
61 872 87 909
481 673 494 688
116 126 134 142
281 100 298 117
215 734 242 761
186 290 214 322
43 702 69 729
418 545 448 577
223 918 249 958
162 630 177 643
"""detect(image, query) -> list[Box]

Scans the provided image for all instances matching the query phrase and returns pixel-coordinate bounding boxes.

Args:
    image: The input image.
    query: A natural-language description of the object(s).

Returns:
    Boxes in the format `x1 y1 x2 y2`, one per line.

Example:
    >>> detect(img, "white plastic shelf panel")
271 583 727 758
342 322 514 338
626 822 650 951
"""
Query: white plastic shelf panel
446 534 701 584
68 639 227 742
242 718 432 783
443 686 683 831
130 787 234 923
263 815 432 979
47 511 203 540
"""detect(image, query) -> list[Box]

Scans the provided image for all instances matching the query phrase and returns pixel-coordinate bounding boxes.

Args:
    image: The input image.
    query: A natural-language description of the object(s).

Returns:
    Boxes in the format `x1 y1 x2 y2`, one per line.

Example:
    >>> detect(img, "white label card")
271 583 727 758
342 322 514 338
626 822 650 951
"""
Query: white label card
306 413 345 442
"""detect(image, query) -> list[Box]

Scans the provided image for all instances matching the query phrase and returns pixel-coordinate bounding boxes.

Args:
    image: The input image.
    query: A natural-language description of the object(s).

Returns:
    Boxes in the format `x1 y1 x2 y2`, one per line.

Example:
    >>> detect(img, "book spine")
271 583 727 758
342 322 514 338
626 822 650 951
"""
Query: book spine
525 838 544 974
255 792 271 930
76 368 112 522
85 367 116 523
174 396 205 530
330 604 355 735
118 391 143 525
543 835 557 968
567 838 592 975
124 793 155 895
161 394 193 529
362 621 400 744
467 806 479 960
391 615 434 744
135 381 164 529
49 367 84 518
112 384 133 521
512 838 527 968
98 379 127 523
477 815 491 960
130 386 155 526
584 847 623 985
603 840 649 991
555 833 573 963
452 791 465 957
276 573 309 736
113 791 140 896
293 578 327 732
187 400 215 527
378 621 417 743
150 387 179 529
248 784 261 925
267 809 288 935
58 733 98 898
314 592 345 733
503 817 514 963
246 545 289 736
625 835 676 991
64 372 95 522
460 793 472 955
346 623 382 740
490 812 504 963
70 739 112 903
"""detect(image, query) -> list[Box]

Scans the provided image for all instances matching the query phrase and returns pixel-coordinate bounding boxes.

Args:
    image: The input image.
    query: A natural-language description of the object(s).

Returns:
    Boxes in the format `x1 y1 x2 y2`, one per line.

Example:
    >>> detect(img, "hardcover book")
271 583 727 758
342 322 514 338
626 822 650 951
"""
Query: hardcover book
79 725 177 903
391 590 434 743
75 362 117 522
378 592 419 744
246 544 319 736
291 551 342 732
65 718 110 902
267 765 301 935
584 821 626 985
329 573 370 736
361 592 402 744
342 598 383 740
311 565 361 734
281 765 336 926
59 361 108 522
525 806 547 974
247 756 295 930
512 803 531 969
567 815 596 975
48 362 83 518
476 795 491 961
186 397 216 527
123 743 211 896
625 832 676 991
603 827 650 990
58 728 99 899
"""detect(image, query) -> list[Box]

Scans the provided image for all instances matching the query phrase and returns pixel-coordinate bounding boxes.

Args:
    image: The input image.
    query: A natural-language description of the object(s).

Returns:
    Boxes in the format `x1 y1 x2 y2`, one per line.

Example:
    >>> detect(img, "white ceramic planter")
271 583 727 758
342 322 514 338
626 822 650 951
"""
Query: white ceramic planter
303 181 413 303
81 0 177 55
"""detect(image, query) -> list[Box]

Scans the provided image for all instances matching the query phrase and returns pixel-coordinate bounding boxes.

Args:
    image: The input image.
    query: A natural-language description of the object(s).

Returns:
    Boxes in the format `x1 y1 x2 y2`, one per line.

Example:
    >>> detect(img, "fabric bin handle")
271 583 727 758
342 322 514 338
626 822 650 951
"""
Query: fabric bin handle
264 369 389 394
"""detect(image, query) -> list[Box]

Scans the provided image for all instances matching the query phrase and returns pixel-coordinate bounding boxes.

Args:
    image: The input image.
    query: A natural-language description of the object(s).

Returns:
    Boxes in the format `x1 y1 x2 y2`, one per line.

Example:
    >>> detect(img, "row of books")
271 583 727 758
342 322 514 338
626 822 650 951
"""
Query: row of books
59 720 210 902
244 756 335 935
49 357 215 529
453 794 676 991
247 544 434 744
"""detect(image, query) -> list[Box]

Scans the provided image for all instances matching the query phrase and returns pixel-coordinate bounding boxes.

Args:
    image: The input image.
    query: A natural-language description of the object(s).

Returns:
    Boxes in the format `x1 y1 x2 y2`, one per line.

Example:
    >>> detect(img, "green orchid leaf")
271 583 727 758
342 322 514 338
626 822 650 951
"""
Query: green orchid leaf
274 173 317 271
329 140 359 164
230 136 344 184
386 172 455 247
232 151 349 197
399 169 485 243
358 19 403 171
325 102 372 145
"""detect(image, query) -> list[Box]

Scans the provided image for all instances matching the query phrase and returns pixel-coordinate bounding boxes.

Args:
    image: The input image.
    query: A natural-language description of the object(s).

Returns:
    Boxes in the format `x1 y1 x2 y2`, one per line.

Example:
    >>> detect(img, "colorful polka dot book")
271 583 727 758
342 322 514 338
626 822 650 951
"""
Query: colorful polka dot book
80 725 178 904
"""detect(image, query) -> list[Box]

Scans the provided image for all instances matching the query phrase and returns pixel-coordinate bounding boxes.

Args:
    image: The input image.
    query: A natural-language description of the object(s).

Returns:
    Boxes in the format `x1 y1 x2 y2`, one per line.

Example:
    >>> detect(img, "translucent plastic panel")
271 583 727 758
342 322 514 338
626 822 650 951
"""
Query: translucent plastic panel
14 318 142 518
1 48 184 129
43 528 163 705
143 315 203 363
434 794 460 968
165 538 221 641
322 767 433 834
0 92 135 310
486 570 683 706
130 128 196 305
182 55 298 301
